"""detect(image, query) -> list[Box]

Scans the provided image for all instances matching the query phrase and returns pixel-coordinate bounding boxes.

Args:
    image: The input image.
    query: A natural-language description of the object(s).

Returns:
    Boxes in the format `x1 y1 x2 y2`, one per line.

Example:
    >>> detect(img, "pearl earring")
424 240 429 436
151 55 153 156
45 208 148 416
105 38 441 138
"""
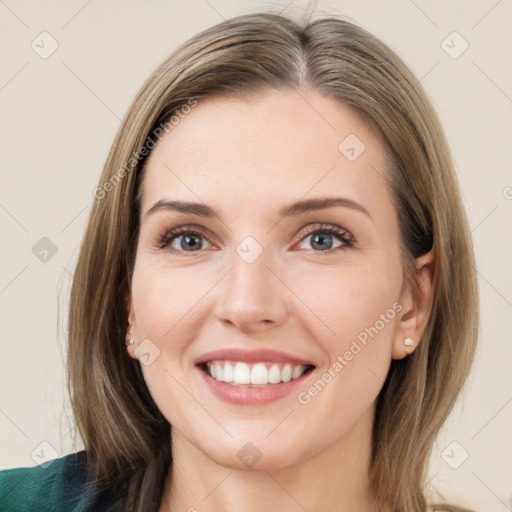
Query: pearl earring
126 328 134 347
404 337 414 346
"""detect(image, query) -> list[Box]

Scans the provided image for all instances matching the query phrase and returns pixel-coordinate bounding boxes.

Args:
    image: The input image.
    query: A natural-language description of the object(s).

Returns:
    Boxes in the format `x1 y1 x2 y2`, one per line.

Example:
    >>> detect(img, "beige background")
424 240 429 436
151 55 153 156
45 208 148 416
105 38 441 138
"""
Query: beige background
1 0 511 509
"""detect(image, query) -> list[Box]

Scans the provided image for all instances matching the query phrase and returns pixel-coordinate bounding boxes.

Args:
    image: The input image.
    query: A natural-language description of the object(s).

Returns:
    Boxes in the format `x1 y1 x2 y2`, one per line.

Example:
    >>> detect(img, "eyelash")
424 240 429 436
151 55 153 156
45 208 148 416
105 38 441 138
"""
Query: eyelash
155 223 355 256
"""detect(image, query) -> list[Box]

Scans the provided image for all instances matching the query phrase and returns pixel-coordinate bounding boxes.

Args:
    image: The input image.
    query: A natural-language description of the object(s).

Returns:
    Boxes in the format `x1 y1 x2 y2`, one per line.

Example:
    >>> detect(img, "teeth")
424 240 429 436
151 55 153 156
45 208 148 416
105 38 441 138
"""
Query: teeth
233 362 251 385
214 362 223 382
292 365 304 379
222 361 234 383
268 364 281 384
205 361 309 386
251 363 268 385
281 363 292 383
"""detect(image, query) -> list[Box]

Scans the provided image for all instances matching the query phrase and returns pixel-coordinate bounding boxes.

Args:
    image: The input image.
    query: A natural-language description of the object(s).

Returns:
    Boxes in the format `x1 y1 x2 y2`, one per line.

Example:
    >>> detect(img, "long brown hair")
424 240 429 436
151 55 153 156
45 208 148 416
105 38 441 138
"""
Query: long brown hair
68 11 479 512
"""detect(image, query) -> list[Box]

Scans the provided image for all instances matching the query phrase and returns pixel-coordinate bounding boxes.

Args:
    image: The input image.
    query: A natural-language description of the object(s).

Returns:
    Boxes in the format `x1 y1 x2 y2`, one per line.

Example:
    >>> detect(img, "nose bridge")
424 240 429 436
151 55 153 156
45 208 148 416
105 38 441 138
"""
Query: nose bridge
214 240 288 332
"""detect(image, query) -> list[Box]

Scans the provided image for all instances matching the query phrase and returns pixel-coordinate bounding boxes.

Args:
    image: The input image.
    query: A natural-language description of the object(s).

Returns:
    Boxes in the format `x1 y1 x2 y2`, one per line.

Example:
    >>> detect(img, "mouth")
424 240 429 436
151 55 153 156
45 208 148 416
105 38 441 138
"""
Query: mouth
194 348 317 404
198 360 315 387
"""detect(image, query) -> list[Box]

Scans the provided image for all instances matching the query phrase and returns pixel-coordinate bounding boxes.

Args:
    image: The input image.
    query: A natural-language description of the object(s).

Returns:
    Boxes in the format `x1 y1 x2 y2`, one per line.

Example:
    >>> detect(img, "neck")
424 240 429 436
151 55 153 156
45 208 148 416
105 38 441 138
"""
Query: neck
159 406 386 512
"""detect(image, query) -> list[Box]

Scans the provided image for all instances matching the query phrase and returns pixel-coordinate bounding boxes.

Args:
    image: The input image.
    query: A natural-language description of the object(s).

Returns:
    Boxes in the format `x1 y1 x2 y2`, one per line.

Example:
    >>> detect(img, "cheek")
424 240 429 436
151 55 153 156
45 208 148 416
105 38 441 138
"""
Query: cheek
130 260 211 426
291 258 402 354
131 257 210 343
130 260 201 391
289 262 402 442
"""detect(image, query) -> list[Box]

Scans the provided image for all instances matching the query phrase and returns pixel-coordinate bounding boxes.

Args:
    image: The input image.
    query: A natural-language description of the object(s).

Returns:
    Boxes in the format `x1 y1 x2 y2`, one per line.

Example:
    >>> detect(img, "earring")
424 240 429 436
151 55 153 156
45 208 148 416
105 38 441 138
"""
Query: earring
404 337 414 346
126 328 134 347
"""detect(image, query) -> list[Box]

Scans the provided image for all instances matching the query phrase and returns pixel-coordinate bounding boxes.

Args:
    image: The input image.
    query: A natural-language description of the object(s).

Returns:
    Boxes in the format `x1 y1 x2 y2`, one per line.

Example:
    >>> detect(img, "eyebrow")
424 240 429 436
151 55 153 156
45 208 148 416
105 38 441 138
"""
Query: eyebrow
145 197 371 220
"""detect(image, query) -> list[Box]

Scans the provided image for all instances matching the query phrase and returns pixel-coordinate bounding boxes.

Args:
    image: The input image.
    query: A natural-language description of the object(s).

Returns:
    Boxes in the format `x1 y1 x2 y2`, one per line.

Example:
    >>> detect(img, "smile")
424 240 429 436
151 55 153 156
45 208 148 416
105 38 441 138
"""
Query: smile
202 361 314 386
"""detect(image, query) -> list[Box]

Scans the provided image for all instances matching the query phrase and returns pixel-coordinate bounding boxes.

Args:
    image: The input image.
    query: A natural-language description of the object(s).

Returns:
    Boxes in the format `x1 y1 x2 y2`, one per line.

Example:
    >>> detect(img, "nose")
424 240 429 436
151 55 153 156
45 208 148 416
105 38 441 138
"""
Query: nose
214 249 288 334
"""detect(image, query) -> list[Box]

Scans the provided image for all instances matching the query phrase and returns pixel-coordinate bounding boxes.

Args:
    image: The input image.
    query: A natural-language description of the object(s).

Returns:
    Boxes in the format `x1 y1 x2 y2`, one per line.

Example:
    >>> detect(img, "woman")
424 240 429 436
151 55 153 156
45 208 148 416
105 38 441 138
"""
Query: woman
0 11 478 512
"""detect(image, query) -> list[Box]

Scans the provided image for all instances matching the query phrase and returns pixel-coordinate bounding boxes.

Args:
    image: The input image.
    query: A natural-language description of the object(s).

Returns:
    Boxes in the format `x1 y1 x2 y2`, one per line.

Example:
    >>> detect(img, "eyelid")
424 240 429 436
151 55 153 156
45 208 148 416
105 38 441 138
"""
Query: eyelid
291 223 355 251
295 223 351 239
155 224 216 252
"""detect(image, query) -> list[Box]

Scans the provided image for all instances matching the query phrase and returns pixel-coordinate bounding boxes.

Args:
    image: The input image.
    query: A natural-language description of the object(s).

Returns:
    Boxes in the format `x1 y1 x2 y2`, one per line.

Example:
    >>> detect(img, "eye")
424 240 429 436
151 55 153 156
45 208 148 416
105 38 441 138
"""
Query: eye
155 223 355 256
295 223 355 254
156 225 213 255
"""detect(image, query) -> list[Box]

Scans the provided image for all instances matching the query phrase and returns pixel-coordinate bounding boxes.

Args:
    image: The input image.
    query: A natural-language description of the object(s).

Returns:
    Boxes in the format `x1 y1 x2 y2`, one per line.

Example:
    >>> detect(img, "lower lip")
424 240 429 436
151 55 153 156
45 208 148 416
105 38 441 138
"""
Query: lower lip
196 365 314 405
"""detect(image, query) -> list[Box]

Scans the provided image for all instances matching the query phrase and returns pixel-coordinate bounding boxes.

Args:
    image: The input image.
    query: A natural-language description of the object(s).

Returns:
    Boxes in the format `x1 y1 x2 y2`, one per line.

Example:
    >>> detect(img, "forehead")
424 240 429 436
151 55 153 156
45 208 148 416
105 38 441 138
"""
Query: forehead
140 88 394 223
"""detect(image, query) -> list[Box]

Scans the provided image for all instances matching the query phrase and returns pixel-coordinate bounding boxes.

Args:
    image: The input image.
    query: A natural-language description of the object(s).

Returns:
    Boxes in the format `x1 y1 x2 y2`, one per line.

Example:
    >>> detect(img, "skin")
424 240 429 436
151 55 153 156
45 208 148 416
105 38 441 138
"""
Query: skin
126 88 434 512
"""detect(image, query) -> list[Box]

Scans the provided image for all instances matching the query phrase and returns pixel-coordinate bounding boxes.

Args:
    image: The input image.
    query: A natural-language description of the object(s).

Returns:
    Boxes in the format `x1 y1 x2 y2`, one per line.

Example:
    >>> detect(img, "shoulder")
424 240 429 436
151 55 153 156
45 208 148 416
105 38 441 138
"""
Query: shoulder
0 451 94 512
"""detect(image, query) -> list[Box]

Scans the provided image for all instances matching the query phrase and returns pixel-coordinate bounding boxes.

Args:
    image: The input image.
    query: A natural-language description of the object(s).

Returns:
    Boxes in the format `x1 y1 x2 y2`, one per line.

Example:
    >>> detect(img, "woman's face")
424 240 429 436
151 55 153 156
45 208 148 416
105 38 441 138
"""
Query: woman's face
128 88 418 470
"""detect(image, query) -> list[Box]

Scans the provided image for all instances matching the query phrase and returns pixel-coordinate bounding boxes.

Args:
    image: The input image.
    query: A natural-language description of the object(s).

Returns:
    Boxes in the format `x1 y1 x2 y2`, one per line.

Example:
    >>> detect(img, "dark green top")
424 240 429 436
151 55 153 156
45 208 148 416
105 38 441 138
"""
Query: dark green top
0 451 123 511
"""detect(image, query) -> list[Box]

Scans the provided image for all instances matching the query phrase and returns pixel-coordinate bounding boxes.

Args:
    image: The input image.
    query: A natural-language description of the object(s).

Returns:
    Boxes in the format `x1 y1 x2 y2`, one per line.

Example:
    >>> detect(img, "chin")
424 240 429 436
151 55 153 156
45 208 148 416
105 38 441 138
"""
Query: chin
195 432 305 471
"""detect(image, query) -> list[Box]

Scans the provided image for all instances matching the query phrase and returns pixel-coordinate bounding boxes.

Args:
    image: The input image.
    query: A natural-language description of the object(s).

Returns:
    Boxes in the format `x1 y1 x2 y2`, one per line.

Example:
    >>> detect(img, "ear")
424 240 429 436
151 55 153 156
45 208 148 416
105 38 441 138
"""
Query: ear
392 249 435 360
125 292 138 359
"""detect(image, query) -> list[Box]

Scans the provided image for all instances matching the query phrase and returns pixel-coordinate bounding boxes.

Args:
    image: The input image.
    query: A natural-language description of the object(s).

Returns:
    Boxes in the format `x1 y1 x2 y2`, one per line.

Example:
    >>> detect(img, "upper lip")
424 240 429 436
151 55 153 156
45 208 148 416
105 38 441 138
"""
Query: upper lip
195 348 315 367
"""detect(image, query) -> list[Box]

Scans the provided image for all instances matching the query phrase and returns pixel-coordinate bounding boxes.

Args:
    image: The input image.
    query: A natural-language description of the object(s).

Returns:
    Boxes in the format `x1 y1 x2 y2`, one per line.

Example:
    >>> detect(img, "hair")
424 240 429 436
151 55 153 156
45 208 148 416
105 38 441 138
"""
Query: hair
67 10 479 512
